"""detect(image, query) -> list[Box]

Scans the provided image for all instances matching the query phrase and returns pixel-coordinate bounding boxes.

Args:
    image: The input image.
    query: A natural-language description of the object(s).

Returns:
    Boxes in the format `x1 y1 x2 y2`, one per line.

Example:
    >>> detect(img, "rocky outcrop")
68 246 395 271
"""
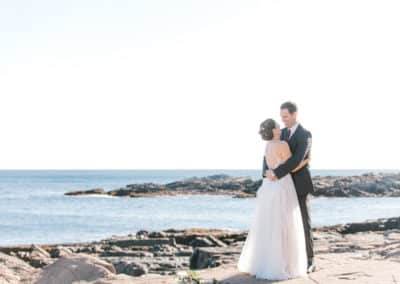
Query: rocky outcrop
65 174 260 198
64 188 106 196
312 172 400 197
1 216 400 282
64 172 400 198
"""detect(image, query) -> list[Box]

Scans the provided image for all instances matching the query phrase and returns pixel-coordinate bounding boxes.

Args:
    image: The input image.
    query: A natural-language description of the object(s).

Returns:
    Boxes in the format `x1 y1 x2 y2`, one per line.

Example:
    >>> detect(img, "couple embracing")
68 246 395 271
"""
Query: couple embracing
237 101 316 280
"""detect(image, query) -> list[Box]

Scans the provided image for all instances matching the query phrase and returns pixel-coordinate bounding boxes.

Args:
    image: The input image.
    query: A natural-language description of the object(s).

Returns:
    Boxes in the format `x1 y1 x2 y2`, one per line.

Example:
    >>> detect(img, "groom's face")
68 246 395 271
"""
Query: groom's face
280 109 297 128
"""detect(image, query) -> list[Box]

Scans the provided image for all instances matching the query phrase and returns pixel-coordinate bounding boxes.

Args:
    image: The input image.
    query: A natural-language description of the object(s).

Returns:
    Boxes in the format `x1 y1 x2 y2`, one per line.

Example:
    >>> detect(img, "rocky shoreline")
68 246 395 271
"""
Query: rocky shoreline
1 216 400 283
64 172 400 198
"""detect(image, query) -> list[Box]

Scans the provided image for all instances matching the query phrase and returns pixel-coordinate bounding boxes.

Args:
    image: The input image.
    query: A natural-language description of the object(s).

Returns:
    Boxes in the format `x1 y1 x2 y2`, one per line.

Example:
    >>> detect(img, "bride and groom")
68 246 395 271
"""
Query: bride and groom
237 101 316 280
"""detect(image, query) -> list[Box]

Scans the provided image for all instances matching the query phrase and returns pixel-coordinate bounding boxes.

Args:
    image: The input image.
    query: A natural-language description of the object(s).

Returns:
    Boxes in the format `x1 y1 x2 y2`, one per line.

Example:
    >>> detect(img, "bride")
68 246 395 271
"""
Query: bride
237 118 309 280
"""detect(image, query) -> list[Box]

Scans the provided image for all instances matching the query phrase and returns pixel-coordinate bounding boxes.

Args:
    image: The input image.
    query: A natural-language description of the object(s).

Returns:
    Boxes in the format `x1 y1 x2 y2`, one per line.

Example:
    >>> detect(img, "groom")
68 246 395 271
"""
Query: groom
263 101 316 273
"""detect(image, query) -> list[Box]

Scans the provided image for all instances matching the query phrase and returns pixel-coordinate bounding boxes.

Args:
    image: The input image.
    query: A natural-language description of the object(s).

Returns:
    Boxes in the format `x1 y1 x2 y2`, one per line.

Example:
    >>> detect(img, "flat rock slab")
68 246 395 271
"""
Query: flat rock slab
197 253 400 284
130 253 400 284
106 238 172 247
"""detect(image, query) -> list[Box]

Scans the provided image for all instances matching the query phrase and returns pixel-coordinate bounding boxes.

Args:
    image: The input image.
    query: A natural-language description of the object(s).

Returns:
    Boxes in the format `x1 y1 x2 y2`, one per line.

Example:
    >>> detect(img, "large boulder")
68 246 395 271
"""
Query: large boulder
33 253 116 284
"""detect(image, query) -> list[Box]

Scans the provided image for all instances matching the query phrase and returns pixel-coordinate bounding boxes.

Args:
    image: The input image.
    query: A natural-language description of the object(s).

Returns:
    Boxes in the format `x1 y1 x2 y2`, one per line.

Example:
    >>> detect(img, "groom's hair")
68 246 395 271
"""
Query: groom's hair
280 101 298 114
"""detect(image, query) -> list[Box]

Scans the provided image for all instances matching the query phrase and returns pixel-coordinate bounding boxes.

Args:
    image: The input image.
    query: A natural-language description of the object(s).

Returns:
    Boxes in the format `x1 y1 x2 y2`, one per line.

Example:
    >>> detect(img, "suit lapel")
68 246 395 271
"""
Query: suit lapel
282 128 289 141
280 128 286 140
289 123 302 142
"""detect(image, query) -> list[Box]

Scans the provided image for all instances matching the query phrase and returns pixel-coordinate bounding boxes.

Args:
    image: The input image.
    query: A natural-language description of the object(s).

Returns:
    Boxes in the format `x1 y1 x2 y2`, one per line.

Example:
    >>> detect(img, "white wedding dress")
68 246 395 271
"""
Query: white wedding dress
237 157 308 280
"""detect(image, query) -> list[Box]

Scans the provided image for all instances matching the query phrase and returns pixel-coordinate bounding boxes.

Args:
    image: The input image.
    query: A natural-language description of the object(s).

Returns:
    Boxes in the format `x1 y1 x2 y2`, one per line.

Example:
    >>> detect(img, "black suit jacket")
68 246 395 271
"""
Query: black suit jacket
262 123 315 196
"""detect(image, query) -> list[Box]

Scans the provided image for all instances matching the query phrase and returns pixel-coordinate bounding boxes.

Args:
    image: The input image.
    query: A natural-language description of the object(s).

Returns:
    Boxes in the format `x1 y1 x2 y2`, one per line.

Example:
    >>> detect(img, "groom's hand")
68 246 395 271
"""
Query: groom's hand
266 170 277 181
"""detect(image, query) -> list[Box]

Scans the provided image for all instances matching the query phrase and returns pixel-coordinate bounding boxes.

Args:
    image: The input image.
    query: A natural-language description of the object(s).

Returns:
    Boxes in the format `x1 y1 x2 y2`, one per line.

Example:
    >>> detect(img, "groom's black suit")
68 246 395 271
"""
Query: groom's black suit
262 123 315 262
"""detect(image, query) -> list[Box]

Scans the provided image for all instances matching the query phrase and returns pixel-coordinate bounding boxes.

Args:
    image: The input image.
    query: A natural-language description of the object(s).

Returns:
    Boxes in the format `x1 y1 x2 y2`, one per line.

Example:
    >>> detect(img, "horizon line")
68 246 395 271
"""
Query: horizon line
0 168 398 171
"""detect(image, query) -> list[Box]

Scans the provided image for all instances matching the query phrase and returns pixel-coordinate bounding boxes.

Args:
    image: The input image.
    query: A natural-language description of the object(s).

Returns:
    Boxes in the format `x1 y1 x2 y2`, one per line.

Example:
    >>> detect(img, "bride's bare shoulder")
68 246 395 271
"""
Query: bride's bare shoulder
279 140 291 153
279 140 289 147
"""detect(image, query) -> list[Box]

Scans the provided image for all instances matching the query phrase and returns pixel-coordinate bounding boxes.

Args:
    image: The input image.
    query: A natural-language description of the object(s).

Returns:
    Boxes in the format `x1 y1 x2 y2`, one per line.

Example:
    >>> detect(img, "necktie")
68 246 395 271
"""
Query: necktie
287 129 291 140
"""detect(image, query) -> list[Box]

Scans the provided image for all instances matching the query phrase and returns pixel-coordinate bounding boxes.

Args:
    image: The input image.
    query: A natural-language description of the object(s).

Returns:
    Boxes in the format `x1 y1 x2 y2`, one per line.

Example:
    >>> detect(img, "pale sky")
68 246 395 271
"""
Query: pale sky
0 0 399 170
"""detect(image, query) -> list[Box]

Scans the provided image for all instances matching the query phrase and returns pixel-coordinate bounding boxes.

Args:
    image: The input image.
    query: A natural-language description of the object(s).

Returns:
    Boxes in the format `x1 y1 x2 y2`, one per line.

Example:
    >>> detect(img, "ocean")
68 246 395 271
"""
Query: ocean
0 169 399 246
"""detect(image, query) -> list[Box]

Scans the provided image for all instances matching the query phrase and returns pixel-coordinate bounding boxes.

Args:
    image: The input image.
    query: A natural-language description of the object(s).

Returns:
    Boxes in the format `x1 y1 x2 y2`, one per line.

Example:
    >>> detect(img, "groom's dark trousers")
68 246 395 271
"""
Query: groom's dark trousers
262 124 315 262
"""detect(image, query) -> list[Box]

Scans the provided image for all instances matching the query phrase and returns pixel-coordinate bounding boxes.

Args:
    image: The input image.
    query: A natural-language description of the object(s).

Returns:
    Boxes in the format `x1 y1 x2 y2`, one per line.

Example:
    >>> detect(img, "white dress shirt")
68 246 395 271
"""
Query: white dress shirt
288 122 299 139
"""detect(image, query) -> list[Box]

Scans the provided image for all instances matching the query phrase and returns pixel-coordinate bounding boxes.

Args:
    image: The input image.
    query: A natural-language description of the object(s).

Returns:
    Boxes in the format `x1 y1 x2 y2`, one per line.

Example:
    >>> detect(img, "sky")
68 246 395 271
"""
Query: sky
0 0 399 170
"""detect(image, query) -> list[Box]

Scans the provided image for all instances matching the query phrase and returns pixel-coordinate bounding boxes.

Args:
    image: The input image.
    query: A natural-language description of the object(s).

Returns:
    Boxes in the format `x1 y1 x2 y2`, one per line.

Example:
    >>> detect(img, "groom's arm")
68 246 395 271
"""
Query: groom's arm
272 131 312 179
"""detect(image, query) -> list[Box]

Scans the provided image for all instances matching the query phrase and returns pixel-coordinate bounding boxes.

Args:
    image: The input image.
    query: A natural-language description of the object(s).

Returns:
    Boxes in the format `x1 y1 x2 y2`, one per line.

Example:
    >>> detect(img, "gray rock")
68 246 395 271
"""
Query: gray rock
113 260 148 276
64 188 106 196
106 238 171 248
49 246 73 258
0 252 37 284
33 253 116 284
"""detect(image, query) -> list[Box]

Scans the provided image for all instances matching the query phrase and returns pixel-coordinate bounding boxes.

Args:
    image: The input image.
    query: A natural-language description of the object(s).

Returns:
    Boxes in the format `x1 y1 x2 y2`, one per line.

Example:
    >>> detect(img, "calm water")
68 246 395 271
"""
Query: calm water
0 169 399 246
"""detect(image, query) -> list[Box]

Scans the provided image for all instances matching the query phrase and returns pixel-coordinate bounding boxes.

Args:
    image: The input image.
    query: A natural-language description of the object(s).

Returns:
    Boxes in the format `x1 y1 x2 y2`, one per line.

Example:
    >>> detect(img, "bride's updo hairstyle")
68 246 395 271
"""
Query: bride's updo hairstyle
259 118 276 141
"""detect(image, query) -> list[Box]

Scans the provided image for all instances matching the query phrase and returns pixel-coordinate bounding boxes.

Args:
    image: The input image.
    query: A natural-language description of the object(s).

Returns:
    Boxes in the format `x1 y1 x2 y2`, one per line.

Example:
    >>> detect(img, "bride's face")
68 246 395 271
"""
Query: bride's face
272 123 281 138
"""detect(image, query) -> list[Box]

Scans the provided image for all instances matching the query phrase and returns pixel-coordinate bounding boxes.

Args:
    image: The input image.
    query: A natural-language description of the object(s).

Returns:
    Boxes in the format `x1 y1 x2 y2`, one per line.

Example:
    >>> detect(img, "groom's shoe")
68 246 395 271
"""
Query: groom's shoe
307 259 316 273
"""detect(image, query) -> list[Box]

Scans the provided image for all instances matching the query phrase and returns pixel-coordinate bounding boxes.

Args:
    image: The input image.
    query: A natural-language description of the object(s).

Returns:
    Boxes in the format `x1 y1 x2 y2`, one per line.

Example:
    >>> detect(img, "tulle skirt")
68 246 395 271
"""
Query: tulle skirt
237 174 308 280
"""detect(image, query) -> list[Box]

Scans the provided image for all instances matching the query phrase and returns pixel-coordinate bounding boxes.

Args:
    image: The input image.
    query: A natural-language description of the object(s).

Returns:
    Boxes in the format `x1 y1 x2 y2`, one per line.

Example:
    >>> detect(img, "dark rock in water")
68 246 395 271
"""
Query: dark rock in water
124 183 167 193
312 173 400 197
64 172 400 198
65 174 260 197
64 188 106 196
